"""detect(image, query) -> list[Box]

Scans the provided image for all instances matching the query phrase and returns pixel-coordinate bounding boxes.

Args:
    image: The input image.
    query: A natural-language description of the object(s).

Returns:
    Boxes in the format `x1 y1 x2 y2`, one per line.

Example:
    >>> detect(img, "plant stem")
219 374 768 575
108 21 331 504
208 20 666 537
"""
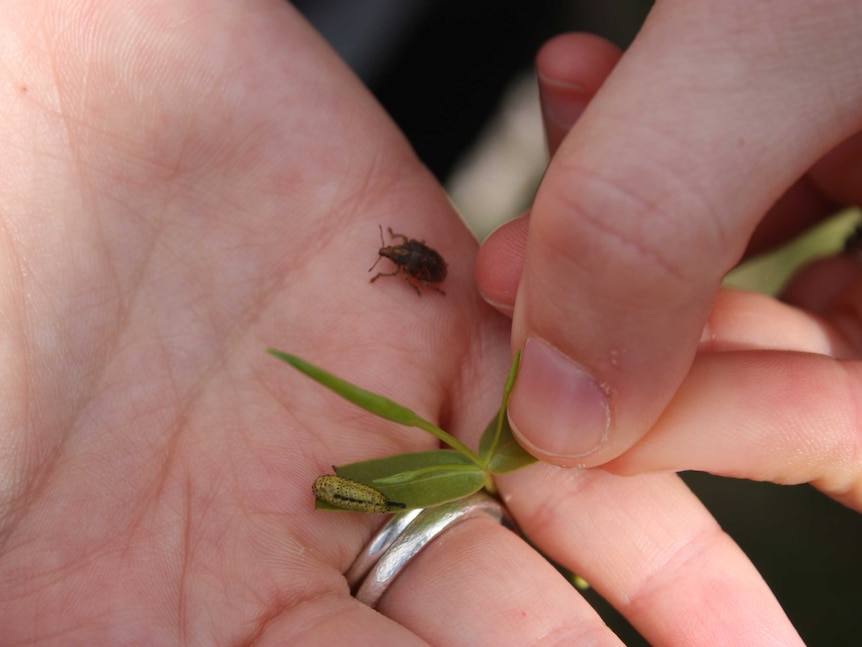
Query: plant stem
410 417 485 468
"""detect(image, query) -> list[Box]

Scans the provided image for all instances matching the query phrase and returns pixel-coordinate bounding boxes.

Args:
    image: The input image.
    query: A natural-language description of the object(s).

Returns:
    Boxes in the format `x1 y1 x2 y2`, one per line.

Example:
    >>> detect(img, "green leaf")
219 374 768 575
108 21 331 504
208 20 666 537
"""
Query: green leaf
477 414 497 465
476 352 536 474
478 353 521 463
268 349 421 426
268 349 484 465
487 413 537 474
335 450 486 509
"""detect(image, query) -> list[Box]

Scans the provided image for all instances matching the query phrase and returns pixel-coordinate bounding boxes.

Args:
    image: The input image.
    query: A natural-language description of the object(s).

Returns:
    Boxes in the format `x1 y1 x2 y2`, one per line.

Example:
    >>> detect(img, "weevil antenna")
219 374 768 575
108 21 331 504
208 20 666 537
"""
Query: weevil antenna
368 225 386 272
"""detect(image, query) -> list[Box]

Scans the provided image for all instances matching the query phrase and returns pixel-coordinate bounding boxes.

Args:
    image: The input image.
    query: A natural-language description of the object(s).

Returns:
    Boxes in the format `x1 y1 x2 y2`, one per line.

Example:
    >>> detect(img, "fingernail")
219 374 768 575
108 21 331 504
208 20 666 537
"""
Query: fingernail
478 290 515 317
508 337 611 459
538 74 588 131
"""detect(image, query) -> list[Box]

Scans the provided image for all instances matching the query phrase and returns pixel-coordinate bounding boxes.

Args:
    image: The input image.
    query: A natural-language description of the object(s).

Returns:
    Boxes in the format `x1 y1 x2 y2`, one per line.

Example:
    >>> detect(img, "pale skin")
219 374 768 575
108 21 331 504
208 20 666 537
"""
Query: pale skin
478 29 862 508
478 2 862 513
0 2 833 645
477 22 862 641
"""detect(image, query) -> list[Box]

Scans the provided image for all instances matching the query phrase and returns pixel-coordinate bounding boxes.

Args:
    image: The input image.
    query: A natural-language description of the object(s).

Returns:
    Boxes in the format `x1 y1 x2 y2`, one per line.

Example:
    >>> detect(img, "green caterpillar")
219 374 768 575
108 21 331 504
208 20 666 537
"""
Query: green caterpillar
313 475 407 513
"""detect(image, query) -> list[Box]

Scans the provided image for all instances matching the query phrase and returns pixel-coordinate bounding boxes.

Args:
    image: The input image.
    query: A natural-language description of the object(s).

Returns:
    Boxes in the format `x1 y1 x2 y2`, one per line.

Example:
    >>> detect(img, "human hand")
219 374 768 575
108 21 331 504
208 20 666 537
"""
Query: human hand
476 6 862 512
0 3 571 644
0 3 804 645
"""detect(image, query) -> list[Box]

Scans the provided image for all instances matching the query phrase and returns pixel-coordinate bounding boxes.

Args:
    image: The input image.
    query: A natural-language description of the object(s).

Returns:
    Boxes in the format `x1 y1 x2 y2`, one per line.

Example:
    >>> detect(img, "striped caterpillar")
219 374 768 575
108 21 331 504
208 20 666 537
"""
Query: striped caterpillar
313 475 407 513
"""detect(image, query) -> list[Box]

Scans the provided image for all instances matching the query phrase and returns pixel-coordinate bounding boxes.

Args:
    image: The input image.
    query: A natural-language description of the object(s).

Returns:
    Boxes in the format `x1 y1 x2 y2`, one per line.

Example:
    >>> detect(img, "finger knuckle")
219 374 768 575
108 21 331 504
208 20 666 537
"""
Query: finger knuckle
535 156 729 304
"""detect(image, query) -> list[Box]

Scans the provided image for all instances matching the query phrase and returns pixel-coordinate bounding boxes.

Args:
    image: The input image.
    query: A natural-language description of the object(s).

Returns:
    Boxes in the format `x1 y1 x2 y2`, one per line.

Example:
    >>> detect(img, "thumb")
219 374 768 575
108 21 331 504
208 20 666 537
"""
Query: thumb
508 1 862 466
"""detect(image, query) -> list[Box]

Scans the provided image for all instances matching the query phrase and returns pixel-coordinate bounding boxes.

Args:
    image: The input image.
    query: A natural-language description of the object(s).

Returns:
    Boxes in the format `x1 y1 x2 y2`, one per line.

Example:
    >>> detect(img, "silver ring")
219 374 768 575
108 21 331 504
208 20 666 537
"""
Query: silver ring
345 491 514 608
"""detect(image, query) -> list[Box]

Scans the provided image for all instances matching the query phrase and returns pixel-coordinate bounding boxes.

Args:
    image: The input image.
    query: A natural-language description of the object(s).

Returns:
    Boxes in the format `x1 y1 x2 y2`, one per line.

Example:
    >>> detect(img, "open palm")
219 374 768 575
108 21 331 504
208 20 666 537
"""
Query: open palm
0 3 804 645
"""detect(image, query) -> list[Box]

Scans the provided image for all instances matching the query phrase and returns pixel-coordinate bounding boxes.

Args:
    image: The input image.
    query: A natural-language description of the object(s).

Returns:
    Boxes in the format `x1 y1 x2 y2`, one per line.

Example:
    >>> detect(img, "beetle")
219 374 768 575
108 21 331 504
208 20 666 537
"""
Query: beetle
368 226 447 296
313 474 407 513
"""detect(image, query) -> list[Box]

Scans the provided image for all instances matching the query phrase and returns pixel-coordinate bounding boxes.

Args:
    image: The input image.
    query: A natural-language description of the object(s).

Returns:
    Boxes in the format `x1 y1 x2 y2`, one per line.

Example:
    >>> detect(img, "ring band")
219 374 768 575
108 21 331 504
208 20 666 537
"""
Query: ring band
345 491 514 608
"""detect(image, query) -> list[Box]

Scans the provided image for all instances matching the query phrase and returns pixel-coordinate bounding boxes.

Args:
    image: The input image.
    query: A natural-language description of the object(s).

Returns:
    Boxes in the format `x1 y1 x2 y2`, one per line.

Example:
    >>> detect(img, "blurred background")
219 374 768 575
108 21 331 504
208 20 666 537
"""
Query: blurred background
294 2 861 644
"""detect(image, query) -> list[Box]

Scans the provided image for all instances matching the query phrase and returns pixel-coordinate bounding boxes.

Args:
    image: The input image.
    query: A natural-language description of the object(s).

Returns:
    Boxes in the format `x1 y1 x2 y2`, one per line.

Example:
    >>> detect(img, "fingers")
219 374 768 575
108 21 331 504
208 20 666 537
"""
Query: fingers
782 255 862 314
257 565 430 646
607 350 862 511
700 289 852 357
508 4 862 466
746 131 862 256
378 516 625 645
537 33 623 155
499 466 804 646
475 213 529 316
475 34 621 317
277 604 429 647
743 175 839 257
602 284 862 510
782 255 862 366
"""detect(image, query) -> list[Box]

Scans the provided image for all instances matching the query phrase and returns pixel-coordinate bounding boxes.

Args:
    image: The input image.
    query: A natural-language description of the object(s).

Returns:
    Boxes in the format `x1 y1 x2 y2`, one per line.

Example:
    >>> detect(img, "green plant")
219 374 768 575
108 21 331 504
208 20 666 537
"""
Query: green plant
267 349 535 512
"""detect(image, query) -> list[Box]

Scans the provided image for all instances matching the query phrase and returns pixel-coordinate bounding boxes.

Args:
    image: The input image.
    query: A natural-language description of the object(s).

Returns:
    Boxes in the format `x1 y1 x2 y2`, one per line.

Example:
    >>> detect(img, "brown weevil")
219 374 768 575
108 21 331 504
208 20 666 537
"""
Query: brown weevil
369 226 447 296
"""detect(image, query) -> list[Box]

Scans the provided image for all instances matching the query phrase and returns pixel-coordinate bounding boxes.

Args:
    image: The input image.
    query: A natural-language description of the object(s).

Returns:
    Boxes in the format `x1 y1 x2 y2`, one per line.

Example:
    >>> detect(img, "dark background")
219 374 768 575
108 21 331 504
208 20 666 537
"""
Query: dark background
294 2 862 644
296 0 649 182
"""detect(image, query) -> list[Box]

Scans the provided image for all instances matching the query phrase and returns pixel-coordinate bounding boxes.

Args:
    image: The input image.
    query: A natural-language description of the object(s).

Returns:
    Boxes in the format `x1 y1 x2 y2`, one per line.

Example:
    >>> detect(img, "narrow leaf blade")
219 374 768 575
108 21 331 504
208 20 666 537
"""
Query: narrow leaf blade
268 349 419 426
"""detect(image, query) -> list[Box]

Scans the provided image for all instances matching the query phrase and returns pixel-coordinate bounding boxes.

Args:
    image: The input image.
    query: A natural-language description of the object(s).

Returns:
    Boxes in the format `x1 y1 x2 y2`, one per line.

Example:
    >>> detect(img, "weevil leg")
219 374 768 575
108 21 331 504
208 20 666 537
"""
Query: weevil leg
421 280 446 296
386 227 409 246
403 274 422 296
369 268 400 284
